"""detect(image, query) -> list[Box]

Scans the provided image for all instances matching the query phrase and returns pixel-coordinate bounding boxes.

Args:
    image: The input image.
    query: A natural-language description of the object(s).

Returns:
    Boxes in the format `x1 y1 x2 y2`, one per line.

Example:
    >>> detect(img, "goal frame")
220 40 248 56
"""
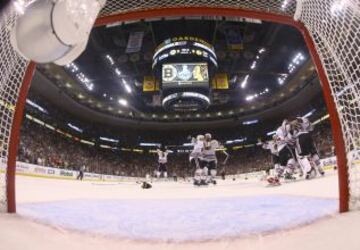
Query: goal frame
6 6 349 213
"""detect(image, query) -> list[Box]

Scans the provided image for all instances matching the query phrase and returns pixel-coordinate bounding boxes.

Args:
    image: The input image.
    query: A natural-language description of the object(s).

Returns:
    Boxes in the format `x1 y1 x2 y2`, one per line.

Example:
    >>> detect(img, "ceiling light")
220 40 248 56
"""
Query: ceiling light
67 123 83 133
245 95 254 101
115 68 121 76
140 143 161 147
118 98 128 106
258 48 266 54
331 0 347 16
250 61 257 69
122 79 132 93
99 137 119 143
26 99 47 113
106 54 115 65
241 75 249 89
281 0 289 10
124 83 132 93
243 119 258 125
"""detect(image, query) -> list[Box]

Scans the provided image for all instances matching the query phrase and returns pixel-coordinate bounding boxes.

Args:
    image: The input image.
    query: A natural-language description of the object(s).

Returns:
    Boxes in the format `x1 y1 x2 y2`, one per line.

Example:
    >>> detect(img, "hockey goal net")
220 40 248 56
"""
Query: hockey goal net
0 0 359 212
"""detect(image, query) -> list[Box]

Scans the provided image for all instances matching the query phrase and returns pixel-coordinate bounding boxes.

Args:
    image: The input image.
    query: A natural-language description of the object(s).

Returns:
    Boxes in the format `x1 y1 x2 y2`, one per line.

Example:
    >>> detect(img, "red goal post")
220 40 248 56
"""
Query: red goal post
0 0 358 213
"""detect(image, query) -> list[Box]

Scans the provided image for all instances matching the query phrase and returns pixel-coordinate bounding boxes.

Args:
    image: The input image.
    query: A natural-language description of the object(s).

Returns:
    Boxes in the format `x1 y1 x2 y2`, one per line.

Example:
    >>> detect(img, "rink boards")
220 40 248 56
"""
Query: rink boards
0 156 339 183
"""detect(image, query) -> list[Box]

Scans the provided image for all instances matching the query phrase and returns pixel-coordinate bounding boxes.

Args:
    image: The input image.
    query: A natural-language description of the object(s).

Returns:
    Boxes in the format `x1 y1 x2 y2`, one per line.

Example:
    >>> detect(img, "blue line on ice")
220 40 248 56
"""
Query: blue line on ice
18 195 337 242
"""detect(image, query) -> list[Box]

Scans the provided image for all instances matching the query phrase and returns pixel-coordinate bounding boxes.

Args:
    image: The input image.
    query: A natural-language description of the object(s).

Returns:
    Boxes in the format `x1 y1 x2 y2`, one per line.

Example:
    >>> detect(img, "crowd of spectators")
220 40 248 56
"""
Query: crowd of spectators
17 116 335 178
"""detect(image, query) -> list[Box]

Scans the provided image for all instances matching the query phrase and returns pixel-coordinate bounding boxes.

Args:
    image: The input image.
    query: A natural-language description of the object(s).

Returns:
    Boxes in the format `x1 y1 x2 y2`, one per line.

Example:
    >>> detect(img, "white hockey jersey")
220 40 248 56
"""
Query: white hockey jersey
262 141 278 156
202 140 219 162
189 138 204 160
157 150 169 164
294 117 313 136
192 139 204 153
276 121 294 151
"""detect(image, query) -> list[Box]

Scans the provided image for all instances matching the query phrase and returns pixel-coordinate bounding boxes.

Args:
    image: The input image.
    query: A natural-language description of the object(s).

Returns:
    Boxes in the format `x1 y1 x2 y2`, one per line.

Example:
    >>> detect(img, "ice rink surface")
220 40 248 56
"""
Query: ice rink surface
2 171 360 249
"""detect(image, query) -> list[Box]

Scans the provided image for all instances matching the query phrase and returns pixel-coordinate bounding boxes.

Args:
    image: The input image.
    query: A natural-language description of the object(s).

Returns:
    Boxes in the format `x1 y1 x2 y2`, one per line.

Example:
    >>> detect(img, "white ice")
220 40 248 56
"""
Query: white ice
18 196 337 242
1 171 360 249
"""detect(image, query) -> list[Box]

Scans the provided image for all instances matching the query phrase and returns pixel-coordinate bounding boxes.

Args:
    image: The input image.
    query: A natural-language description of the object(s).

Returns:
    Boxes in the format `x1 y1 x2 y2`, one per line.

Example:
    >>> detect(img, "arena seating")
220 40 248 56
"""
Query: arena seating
18 116 334 178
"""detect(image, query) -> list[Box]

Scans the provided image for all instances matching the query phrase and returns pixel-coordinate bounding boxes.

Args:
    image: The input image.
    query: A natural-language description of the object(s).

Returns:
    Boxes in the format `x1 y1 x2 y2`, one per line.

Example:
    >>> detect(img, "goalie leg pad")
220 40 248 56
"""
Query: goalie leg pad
298 156 313 174
285 158 296 175
201 167 209 180
275 164 285 177
194 168 202 182
311 154 324 175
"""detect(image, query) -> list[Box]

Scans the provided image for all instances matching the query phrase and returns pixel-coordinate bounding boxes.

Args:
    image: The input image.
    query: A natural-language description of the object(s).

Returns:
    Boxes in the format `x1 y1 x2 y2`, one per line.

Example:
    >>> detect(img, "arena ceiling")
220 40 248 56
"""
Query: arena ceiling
32 17 322 129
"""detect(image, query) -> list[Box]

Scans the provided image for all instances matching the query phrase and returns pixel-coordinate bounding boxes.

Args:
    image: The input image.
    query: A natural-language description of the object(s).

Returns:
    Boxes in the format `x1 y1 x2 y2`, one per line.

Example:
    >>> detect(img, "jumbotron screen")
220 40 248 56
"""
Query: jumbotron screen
162 63 209 88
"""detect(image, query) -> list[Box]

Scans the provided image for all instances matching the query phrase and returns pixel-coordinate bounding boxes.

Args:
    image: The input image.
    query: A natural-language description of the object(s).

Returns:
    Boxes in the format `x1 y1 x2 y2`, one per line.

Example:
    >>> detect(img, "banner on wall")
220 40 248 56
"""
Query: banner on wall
143 76 156 92
126 31 144 53
213 73 229 89
224 26 243 51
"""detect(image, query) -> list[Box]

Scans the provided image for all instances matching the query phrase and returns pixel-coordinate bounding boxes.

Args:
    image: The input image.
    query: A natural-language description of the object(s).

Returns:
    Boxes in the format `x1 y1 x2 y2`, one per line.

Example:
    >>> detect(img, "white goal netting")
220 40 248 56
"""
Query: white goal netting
0 3 29 212
0 0 359 212
296 0 360 209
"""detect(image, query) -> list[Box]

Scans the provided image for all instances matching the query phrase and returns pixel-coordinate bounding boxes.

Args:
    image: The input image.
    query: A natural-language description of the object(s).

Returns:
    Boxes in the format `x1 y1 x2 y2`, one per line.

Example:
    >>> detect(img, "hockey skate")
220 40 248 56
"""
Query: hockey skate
305 167 316 179
317 167 325 176
193 179 201 186
200 179 208 186
284 172 296 181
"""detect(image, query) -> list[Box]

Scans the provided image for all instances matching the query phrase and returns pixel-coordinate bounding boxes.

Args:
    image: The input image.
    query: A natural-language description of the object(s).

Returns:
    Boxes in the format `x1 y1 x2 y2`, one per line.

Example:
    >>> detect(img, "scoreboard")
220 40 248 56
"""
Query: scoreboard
151 37 218 112
162 63 209 88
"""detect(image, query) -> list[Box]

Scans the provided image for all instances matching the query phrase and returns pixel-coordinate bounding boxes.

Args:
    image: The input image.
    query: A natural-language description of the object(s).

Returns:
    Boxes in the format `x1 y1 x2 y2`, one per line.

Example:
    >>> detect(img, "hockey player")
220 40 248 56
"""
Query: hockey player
275 119 297 181
156 146 171 179
200 133 228 185
190 135 207 186
77 165 85 181
291 116 325 179
258 135 280 176
189 135 205 169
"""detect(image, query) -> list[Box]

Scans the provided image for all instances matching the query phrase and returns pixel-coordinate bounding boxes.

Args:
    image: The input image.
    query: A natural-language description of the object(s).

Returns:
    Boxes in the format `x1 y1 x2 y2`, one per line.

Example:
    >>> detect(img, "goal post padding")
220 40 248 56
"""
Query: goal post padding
0 0 358 213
